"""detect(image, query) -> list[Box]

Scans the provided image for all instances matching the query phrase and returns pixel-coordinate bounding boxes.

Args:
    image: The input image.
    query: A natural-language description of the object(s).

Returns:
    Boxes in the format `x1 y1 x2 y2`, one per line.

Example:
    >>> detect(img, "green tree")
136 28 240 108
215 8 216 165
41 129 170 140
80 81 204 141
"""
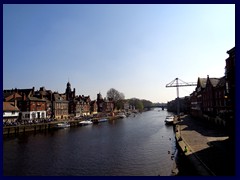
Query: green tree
128 98 144 111
141 99 153 108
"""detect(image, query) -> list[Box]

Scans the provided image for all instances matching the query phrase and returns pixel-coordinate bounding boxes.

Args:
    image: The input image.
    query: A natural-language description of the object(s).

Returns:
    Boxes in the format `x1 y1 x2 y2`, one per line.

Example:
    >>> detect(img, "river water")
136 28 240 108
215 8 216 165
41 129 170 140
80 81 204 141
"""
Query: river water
3 108 177 176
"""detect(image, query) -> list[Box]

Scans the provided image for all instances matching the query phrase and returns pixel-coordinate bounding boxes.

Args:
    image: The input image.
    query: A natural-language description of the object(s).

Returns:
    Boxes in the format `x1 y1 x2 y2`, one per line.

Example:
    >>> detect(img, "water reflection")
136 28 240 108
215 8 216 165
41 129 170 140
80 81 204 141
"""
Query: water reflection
4 108 176 176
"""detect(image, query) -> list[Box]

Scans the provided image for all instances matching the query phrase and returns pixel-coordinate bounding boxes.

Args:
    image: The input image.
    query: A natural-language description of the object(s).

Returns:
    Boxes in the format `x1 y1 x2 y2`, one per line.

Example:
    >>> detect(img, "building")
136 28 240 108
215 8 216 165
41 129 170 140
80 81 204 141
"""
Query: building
19 95 47 121
3 101 20 124
34 87 53 118
103 98 114 113
225 47 235 139
202 76 220 117
190 90 198 116
3 92 22 102
65 81 76 117
65 81 75 101
97 93 104 112
52 93 69 119
193 77 207 118
225 47 235 115
80 95 91 116
90 100 98 115
214 76 227 114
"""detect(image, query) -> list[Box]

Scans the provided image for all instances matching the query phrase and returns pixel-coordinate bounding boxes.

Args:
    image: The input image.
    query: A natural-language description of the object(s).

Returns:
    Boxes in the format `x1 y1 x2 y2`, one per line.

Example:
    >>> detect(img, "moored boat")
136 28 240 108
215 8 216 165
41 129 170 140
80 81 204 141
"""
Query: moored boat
116 112 126 118
54 122 70 129
164 116 174 125
98 118 108 123
79 120 93 126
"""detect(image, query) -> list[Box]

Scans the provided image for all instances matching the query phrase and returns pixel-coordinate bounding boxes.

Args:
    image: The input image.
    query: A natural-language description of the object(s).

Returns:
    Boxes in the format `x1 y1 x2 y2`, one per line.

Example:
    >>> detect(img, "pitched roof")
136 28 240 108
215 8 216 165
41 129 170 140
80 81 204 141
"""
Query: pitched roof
4 92 22 102
216 76 226 88
3 102 20 112
227 47 235 55
3 88 35 97
198 78 207 88
53 93 68 102
209 78 220 87
27 96 46 102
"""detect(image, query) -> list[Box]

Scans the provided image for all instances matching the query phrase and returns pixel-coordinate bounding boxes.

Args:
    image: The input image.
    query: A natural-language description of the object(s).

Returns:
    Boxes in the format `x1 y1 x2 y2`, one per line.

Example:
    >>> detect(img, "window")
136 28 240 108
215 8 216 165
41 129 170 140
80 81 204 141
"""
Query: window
12 111 15 115
32 113 36 119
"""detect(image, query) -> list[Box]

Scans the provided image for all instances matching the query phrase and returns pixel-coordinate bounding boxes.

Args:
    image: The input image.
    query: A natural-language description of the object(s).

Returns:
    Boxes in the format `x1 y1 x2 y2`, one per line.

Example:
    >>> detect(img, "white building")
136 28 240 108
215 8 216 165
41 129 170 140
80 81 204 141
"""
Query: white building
3 101 20 123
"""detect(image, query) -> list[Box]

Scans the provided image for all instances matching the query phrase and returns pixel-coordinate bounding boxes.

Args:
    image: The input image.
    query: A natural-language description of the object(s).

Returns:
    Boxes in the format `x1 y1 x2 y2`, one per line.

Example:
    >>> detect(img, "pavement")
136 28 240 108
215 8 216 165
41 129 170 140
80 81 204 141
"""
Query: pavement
174 115 235 176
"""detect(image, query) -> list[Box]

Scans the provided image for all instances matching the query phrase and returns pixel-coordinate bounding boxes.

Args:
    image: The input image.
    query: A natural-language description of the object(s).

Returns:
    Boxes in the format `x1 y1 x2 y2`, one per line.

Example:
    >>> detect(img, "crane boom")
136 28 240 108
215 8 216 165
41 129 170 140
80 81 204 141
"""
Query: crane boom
165 78 197 115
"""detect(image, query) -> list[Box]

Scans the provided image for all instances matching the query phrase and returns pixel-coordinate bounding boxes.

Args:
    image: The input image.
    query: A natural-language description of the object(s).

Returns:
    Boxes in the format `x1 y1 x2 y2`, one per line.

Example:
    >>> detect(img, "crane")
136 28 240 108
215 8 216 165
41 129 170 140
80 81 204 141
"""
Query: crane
166 78 197 115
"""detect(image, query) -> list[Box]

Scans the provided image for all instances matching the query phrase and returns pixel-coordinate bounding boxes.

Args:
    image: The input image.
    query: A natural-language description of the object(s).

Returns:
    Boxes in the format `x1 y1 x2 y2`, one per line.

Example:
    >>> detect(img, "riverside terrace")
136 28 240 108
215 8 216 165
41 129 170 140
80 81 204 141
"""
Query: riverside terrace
174 115 235 176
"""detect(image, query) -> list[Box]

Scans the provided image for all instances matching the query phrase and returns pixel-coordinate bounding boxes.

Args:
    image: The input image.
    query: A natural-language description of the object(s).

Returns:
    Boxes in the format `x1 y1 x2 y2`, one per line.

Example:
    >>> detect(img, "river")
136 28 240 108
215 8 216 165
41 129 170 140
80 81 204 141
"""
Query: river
3 108 177 176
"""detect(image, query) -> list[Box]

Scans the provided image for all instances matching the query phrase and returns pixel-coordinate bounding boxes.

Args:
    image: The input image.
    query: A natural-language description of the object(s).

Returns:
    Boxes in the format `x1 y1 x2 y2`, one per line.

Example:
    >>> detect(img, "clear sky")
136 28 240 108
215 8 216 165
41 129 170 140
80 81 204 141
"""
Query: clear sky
3 4 235 103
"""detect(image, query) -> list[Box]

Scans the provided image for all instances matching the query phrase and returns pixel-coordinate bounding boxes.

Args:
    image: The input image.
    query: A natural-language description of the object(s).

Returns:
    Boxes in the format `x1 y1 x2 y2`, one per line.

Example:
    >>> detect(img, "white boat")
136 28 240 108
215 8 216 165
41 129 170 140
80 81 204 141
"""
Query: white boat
79 120 93 126
117 112 126 118
165 116 174 125
54 122 70 129
98 118 108 123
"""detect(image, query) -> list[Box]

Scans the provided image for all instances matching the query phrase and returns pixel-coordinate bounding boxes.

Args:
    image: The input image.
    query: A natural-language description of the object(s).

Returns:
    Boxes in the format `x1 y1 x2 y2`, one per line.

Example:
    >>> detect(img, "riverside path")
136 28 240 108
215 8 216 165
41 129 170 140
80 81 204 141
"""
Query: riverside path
175 115 235 176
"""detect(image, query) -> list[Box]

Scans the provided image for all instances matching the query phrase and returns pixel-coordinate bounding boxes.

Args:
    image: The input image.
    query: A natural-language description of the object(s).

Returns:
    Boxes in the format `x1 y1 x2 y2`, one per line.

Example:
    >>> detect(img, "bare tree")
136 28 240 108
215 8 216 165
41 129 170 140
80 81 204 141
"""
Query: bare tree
106 88 125 101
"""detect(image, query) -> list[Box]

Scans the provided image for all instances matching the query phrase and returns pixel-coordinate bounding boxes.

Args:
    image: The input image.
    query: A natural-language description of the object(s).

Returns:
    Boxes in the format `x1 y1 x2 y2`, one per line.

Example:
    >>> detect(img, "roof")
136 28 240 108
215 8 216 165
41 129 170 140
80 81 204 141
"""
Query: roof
198 78 207 88
4 92 22 102
3 102 20 112
216 76 226 88
209 78 220 87
27 96 46 102
227 47 235 55
3 88 35 97
53 93 68 102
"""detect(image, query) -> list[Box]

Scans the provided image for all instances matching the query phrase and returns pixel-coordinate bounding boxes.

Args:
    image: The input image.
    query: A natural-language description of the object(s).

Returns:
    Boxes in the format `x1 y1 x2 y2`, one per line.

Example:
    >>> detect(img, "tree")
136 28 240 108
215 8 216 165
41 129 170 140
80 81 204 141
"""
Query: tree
141 99 153 108
106 88 125 110
135 100 144 111
106 88 125 102
128 98 144 111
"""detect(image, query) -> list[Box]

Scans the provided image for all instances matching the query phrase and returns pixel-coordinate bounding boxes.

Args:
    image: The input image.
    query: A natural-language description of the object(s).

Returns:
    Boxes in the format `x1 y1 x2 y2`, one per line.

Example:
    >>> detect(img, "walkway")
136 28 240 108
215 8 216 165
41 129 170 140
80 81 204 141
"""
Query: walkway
175 115 235 176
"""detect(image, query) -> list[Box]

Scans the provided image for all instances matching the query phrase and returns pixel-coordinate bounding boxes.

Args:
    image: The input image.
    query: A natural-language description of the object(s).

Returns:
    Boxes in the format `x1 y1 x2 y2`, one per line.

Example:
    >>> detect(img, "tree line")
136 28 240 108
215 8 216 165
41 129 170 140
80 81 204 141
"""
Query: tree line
106 88 153 111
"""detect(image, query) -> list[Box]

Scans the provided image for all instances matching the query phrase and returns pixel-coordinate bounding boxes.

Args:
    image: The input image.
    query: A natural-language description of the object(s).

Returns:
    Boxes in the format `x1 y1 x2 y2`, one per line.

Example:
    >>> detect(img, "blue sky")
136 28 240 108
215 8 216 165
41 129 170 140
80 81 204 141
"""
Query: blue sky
3 4 235 103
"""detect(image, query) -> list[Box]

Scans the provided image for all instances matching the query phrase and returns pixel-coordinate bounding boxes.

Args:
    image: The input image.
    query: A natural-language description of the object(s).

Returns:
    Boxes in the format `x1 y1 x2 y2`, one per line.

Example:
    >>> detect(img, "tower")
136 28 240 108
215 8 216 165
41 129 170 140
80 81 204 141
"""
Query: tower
66 81 72 100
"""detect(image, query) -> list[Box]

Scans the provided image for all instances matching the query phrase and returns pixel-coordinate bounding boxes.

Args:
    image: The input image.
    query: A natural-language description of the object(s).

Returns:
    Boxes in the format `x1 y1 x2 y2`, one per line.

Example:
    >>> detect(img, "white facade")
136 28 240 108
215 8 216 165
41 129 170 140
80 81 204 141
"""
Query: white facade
82 112 90 116
3 111 19 123
3 111 19 118
21 111 46 120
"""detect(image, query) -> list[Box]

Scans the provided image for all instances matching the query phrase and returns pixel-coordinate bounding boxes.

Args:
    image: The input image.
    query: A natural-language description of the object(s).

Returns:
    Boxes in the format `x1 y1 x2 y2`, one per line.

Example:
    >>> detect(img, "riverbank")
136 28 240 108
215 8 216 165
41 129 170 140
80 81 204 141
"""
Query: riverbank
3 116 122 137
173 115 235 176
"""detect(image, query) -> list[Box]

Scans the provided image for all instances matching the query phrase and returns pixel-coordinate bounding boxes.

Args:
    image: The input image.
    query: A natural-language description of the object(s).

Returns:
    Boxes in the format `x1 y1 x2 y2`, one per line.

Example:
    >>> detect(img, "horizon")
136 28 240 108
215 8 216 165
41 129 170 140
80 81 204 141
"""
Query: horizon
3 4 235 103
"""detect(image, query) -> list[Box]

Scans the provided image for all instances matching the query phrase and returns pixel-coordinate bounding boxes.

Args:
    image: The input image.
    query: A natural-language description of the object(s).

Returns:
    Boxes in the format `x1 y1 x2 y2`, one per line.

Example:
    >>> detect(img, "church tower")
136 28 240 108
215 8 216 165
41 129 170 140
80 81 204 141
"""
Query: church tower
66 81 72 100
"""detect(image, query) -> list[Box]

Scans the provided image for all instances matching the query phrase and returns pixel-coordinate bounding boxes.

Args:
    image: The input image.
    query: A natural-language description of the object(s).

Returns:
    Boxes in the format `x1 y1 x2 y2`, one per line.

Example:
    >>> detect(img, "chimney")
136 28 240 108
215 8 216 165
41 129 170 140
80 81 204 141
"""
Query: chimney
13 93 16 107
22 93 26 101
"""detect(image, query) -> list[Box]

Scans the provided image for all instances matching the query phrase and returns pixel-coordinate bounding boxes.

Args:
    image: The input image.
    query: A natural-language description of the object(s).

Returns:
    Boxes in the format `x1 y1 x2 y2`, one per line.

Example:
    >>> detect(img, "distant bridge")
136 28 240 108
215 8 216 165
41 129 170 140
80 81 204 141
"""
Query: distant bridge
144 104 167 110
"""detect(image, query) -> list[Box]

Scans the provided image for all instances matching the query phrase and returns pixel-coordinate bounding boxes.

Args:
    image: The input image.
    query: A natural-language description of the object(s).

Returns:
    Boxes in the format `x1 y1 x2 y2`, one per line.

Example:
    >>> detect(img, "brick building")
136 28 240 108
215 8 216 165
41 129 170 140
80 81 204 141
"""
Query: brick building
52 93 69 119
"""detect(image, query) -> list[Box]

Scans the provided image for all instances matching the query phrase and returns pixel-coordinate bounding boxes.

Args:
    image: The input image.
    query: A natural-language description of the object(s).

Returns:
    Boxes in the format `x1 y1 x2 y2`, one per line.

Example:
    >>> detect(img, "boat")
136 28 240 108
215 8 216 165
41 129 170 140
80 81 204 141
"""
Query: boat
117 112 126 118
54 122 70 129
79 120 93 126
165 116 174 125
98 118 108 123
